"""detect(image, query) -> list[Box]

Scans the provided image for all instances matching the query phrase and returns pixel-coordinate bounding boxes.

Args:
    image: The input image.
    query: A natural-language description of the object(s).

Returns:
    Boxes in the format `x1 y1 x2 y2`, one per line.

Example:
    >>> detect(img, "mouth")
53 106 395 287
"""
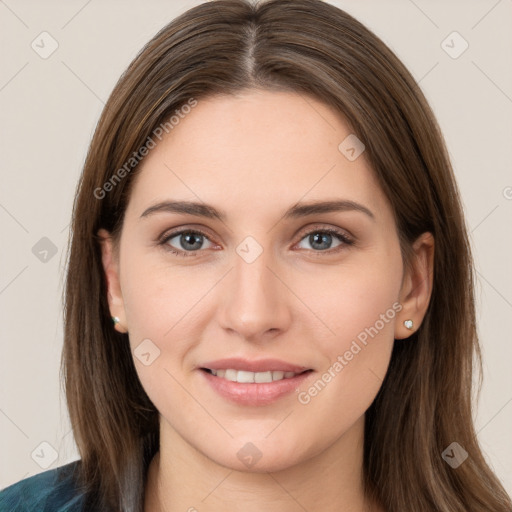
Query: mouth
197 359 315 405
200 367 313 383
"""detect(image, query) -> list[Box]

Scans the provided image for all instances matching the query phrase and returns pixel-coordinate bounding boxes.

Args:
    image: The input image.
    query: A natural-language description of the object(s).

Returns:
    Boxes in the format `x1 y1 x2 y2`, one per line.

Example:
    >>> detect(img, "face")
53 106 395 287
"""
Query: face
100 90 426 473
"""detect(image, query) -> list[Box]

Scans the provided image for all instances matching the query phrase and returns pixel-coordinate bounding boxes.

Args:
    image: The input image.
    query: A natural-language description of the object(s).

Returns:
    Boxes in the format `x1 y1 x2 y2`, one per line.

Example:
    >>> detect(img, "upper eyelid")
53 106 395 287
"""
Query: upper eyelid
295 223 353 240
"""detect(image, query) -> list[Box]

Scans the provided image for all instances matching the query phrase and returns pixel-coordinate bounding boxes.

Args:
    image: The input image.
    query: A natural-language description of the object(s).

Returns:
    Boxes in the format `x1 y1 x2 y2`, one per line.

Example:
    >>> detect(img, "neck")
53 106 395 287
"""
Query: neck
144 414 383 512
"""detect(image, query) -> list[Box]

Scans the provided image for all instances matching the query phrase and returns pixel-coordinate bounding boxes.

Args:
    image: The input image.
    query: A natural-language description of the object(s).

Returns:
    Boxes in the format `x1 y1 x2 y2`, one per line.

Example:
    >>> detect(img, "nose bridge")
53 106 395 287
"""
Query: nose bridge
219 239 290 339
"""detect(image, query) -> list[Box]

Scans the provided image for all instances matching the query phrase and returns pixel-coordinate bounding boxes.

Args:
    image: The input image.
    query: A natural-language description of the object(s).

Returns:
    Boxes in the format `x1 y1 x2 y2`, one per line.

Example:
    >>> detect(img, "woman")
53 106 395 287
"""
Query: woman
1 0 510 511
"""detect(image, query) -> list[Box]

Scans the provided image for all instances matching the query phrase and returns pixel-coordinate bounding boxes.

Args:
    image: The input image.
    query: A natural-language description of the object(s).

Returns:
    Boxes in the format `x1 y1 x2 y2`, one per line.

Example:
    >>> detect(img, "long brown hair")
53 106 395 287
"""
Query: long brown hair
61 1 512 510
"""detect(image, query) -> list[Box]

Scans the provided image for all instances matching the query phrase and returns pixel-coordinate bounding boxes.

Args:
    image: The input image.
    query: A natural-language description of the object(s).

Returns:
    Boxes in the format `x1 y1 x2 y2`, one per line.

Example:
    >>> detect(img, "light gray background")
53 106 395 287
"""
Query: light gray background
1 0 511 495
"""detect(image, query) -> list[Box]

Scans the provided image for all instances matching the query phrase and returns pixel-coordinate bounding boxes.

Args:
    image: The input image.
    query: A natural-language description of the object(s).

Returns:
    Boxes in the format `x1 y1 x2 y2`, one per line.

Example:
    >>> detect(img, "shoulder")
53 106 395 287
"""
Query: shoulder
0 460 86 512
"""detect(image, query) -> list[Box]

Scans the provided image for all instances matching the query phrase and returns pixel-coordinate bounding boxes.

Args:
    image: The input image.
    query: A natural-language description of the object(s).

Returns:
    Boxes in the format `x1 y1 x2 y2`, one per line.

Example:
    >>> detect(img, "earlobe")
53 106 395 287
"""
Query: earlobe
97 228 128 333
395 232 435 340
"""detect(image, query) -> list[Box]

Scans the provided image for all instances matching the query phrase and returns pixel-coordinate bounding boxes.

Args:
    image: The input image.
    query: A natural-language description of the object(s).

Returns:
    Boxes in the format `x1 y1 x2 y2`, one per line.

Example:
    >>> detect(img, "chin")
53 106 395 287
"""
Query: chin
206 437 313 474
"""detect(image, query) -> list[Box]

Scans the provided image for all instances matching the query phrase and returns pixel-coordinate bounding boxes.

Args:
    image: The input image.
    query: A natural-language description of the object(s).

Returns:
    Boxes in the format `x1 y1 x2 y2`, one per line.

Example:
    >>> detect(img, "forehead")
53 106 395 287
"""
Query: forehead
126 90 392 223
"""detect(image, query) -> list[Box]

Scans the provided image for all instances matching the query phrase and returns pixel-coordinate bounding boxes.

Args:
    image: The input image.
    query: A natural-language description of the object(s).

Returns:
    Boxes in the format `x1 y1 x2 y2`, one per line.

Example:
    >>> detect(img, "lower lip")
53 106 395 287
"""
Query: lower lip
199 369 314 406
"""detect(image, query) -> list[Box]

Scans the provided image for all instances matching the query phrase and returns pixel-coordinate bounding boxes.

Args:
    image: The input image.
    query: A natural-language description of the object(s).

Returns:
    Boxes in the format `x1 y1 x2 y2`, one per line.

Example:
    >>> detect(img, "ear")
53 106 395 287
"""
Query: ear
97 228 128 334
395 232 434 340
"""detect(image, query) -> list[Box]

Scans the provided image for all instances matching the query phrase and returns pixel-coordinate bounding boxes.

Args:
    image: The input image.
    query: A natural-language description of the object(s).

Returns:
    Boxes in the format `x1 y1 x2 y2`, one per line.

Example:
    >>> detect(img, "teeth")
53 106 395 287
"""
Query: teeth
208 369 302 383
237 370 257 383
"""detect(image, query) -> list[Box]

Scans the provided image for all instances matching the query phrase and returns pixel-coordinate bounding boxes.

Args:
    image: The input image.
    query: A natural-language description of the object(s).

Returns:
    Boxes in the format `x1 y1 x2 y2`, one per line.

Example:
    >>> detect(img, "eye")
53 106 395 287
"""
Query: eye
159 229 215 257
158 225 354 258
295 227 354 254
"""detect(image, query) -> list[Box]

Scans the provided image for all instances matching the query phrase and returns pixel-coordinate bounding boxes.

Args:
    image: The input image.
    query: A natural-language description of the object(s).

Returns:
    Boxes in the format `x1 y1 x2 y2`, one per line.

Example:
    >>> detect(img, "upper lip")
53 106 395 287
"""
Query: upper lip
200 358 311 373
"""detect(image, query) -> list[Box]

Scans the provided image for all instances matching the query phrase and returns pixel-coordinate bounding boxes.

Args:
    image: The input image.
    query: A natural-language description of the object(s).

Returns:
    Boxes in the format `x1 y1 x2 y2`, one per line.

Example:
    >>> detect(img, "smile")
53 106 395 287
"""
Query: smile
201 368 311 383
199 367 315 406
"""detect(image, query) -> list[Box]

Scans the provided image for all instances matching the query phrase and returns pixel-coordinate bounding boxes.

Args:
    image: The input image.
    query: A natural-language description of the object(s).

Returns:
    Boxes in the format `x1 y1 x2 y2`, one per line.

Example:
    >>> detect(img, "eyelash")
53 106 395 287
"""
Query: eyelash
157 226 355 258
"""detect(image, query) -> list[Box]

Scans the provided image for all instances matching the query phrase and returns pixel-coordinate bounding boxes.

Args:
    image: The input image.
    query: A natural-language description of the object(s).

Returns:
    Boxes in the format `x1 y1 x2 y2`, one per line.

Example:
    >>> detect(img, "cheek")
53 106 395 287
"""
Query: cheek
297 251 402 351
293 251 401 412
119 251 218 398
121 250 210 339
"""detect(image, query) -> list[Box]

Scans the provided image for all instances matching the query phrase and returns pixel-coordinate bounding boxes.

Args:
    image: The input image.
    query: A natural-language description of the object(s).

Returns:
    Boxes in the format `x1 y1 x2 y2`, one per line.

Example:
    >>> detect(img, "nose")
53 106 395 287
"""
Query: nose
217 245 292 342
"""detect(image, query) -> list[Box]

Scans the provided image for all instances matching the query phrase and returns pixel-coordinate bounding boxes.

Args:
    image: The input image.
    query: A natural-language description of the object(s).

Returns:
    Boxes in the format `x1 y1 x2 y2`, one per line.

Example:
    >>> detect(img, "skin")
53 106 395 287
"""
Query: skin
98 89 434 512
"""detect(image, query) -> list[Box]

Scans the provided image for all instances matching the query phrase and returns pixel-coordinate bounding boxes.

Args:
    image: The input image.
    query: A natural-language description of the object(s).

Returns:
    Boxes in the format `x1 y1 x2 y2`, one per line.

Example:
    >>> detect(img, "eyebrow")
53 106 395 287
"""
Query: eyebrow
139 199 375 222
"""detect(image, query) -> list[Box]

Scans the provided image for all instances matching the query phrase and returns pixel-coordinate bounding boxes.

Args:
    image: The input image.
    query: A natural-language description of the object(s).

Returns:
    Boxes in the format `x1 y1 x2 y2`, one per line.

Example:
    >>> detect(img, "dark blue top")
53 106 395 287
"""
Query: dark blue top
0 461 86 512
